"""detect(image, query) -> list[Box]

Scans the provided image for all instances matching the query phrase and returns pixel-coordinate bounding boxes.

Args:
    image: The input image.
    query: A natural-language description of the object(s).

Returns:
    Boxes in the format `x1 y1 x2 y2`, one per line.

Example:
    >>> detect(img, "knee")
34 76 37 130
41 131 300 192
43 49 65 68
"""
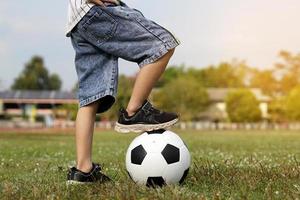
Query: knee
162 47 175 61
149 47 176 66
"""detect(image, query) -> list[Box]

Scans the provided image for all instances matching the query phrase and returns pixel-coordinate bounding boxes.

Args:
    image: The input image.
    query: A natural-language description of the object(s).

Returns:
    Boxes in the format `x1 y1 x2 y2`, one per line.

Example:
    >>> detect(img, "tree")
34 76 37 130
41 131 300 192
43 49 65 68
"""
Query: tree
102 75 135 120
11 56 62 90
225 89 262 122
49 74 62 90
156 65 185 87
268 98 287 123
285 86 300 121
186 62 245 88
249 69 278 96
156 61 248 89
275 51 300 94
154 76 209 121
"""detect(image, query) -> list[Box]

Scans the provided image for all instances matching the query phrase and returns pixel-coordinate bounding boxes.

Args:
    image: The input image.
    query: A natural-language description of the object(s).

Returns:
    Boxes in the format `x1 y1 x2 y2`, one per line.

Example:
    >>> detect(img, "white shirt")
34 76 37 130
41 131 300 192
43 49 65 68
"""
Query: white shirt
66 0 121 37
66 0 94 37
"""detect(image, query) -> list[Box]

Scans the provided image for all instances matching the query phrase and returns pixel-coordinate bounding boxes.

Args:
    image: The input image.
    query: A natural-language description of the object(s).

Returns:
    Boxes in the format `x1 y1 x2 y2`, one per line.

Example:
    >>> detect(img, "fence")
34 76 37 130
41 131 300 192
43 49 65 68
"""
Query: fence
1 120 300 131
173 122 300 131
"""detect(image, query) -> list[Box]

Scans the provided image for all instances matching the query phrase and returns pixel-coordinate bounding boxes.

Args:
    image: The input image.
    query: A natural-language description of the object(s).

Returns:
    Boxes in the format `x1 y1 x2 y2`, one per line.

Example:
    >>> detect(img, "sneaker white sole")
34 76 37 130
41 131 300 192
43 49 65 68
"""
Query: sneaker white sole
114 118 178 133
66 180 93 186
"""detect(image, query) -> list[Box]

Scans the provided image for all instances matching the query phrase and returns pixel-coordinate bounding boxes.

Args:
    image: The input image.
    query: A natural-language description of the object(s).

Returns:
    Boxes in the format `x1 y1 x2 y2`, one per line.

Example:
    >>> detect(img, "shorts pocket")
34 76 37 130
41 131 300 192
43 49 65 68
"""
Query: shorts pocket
81 8 118 45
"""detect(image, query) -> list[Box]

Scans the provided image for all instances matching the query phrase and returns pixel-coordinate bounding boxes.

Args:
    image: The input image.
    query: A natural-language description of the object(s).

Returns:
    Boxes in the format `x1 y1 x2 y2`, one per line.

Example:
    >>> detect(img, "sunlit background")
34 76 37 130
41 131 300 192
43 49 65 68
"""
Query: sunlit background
1 0 300 90
1 2 300 198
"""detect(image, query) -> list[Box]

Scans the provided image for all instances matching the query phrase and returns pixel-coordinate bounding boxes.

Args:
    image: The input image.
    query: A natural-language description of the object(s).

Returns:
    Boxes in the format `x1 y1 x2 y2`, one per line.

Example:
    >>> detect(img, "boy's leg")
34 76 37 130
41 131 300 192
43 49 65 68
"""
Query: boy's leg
74 5 180 132
67 22 115 183
75 101 98 173
126 48 175 116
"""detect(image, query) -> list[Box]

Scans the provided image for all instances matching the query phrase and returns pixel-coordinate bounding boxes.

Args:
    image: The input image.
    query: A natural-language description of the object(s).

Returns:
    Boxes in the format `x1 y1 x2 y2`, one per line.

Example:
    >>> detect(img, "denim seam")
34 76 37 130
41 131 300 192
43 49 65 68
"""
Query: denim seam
138 40 179 68
134 17 166 45
150 20 181 46
79 90 116 108
109 60 117 91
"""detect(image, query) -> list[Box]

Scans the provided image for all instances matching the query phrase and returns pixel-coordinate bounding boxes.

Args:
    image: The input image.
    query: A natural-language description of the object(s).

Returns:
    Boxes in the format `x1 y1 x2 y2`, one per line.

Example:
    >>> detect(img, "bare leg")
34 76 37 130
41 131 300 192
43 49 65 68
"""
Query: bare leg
126 48 175 116
75 102 98 173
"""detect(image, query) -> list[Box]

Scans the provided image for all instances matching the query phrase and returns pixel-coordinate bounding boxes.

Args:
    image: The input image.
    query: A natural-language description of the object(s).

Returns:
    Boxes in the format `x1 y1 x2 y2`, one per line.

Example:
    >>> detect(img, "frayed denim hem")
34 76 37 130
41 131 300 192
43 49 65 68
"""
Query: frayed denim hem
138 39 180 68
79 90 116 113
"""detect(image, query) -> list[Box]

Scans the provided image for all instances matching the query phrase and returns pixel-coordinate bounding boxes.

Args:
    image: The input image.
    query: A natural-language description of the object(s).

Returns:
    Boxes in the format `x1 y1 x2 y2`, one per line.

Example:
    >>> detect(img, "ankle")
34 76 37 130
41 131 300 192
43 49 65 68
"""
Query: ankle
126 100 148 117
126 108 136 117
76 162 93 173
126 105 142 117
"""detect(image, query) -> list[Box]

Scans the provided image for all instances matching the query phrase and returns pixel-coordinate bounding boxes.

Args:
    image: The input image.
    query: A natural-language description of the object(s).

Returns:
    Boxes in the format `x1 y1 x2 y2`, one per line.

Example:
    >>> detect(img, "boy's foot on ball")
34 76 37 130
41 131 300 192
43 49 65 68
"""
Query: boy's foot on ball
67 163 111 185
115 100 179 133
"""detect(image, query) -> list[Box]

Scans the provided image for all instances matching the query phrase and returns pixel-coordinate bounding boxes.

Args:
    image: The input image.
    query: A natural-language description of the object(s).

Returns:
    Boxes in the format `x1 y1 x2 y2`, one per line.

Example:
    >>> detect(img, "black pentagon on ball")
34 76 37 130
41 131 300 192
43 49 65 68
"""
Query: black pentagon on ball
131 145 147 165
146 177 166 187
146 129 166 134
179 168 189 184
161 144 180 164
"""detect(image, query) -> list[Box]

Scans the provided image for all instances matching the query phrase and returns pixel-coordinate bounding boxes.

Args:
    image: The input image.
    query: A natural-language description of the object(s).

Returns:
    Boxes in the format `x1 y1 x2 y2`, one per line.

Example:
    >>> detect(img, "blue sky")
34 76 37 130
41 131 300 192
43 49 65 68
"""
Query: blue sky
1 0 300 90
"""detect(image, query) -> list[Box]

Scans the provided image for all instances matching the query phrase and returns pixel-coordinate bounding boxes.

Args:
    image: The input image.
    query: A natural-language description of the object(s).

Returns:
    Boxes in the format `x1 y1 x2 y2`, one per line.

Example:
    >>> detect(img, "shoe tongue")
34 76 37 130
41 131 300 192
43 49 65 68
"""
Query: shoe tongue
92 163 101 170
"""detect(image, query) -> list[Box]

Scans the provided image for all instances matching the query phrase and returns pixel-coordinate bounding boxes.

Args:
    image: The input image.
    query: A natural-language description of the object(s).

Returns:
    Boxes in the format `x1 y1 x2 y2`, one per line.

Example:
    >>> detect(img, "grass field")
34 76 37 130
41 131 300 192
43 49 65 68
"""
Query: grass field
0 130 299 200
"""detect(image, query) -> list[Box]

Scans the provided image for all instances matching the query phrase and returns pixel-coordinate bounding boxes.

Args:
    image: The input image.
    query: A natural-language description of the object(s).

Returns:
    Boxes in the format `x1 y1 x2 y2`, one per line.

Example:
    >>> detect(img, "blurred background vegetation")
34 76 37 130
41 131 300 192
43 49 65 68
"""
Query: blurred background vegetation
4 50 300 123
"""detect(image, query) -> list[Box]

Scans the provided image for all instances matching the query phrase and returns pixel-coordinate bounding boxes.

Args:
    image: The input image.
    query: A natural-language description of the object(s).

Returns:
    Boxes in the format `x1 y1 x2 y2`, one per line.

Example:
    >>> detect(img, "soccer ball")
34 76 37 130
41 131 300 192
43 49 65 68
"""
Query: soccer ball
125 129 191 187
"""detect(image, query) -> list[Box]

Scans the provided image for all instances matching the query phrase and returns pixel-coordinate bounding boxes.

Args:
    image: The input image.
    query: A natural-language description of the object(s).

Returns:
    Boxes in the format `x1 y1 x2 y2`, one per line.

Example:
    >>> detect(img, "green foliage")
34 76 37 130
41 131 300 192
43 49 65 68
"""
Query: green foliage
49 74 62 91
154 76 209 121
187 62 245 88
157 62 246 89
285 86 300 121
275 51 300 94
156 65 185 87
11 56 62 90
226 89 262 122
102 75 134 120
280 73 299 95
249 69 278 96
268 98 287 123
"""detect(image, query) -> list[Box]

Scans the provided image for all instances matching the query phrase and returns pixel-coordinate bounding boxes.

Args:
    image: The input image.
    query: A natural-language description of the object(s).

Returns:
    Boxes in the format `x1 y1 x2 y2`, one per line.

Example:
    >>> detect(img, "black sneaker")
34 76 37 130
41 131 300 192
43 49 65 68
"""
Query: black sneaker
66 163 111 185
115 100 179 133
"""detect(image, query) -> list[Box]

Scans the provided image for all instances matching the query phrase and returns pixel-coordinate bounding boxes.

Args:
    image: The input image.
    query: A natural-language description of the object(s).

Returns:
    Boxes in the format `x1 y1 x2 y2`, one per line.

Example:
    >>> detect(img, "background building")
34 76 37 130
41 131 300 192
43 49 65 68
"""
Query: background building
199 88 271 121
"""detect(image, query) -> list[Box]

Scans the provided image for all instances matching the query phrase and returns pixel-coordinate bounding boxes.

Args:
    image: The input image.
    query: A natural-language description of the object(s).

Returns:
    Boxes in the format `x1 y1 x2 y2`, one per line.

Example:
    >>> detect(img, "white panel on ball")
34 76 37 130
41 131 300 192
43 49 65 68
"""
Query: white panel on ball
125 129 191 186
162 162 184 184
140 134 168 153
163 130 185 148
140 152 167 176
180 145 191 170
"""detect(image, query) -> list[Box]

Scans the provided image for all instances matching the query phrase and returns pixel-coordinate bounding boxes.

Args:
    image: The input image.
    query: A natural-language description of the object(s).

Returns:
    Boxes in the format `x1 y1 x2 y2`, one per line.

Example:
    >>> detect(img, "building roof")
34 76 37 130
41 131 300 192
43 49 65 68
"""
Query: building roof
0 90 77 104
0 88 271 104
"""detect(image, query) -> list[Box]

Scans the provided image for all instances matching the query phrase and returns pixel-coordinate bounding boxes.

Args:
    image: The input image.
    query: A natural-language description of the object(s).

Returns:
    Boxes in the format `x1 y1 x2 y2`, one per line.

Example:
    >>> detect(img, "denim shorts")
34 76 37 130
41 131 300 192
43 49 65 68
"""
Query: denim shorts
70 1 180 113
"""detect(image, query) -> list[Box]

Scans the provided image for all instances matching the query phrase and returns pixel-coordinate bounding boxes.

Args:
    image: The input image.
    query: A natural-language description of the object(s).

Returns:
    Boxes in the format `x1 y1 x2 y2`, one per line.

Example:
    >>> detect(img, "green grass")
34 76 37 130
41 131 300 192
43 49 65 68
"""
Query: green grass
0 130 299 199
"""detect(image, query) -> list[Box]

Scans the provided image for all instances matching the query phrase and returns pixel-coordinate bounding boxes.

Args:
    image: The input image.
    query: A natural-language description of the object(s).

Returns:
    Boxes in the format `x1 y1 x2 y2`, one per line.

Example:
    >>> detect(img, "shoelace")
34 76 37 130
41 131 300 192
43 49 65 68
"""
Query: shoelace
149 106 161 114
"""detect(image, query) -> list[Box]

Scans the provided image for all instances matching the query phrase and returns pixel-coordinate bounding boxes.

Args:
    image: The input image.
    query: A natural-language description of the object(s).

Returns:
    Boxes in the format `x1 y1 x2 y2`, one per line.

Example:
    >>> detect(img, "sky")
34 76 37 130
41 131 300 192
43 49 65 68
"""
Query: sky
1 0 300 90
